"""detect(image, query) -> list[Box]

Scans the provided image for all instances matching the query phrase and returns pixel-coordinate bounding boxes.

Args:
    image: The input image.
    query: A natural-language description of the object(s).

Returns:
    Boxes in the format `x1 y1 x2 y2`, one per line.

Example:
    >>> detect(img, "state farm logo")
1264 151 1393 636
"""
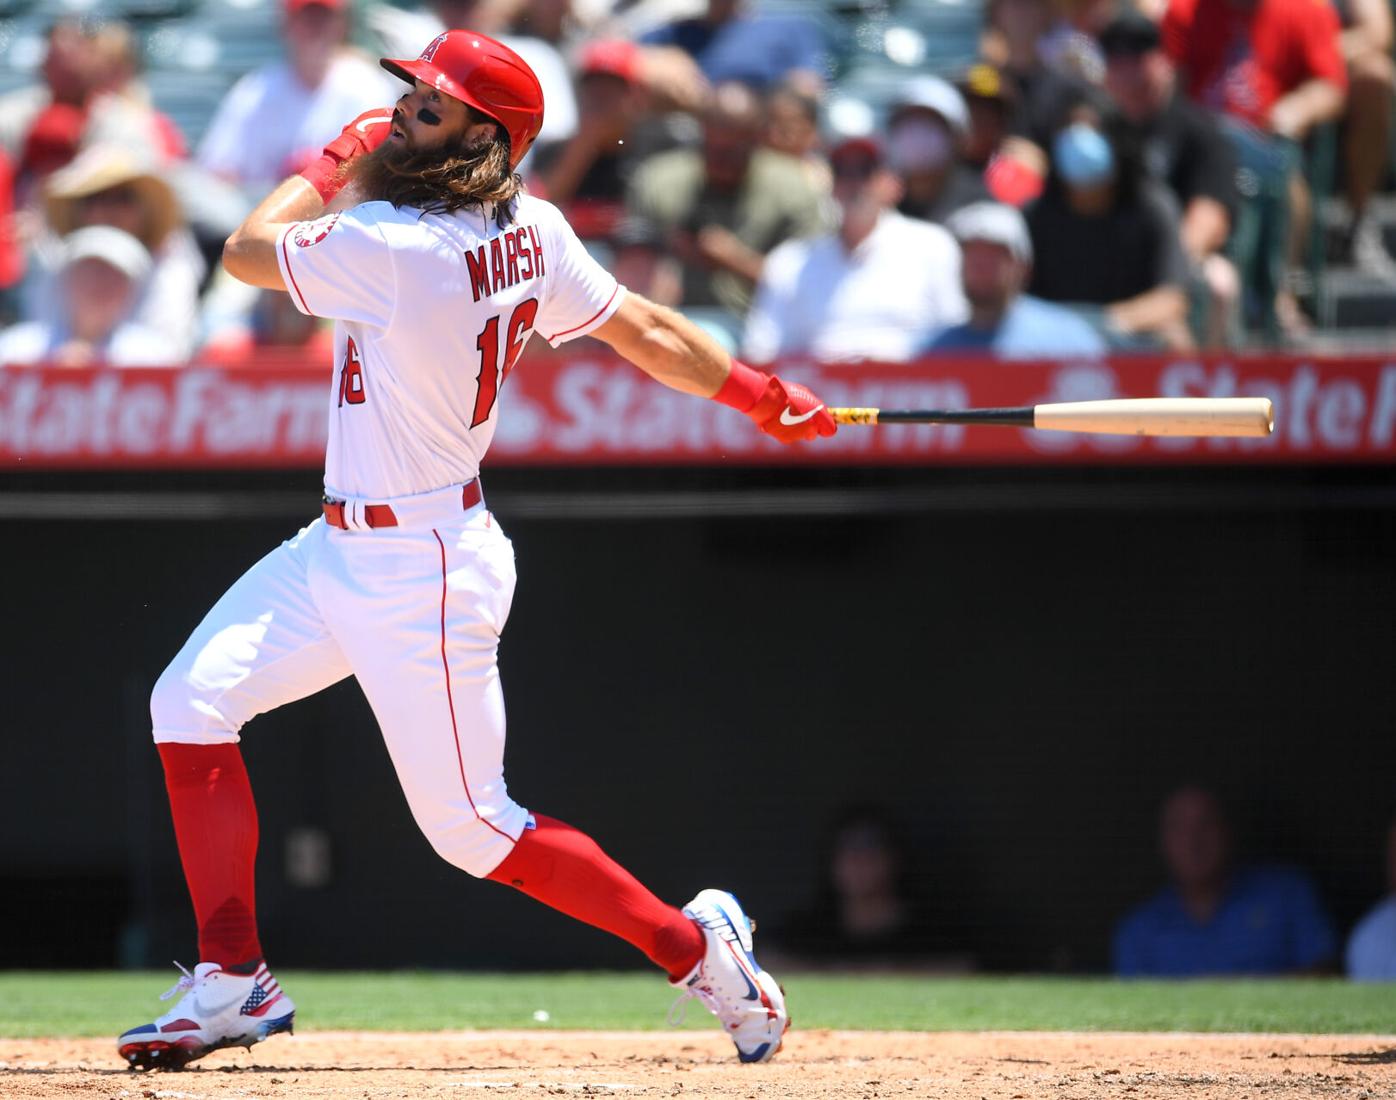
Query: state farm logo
421 32 447 61
292 214 341 248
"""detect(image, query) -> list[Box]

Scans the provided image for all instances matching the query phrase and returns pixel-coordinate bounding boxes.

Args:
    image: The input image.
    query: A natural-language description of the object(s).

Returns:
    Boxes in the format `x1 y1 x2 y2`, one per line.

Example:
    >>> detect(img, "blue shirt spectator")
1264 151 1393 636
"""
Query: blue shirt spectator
1113 786 1337 976
1347 898 1396 980
1114 865 1337 976
1345 818 1396 981
929 295 1106 357
641 1 829 90
928 201 1106 358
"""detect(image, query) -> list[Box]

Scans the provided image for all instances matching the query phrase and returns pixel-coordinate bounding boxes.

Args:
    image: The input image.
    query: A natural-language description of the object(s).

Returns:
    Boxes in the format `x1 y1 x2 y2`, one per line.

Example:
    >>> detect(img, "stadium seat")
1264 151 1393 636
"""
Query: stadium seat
143 68 234 148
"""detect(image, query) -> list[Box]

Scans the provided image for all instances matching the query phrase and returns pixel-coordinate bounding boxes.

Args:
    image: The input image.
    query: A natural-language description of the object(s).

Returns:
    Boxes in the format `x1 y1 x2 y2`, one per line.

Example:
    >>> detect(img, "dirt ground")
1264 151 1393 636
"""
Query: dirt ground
4 1030 1396 1099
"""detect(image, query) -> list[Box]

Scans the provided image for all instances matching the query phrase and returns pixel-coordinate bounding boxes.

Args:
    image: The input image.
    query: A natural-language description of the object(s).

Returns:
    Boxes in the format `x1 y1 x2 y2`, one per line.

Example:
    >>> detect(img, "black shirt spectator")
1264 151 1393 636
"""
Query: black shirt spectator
1029 177 1188 308
1027 118 1190 348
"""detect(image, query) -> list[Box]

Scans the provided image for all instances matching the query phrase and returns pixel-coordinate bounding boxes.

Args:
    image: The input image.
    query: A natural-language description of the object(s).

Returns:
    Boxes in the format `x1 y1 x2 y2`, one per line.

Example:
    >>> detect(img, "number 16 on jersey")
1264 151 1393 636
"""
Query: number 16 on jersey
336 298 539 426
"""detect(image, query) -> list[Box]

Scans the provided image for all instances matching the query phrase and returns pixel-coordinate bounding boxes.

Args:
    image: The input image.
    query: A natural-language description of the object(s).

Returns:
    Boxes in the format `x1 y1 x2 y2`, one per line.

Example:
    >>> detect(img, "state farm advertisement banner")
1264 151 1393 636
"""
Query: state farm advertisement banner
1 354 1394 469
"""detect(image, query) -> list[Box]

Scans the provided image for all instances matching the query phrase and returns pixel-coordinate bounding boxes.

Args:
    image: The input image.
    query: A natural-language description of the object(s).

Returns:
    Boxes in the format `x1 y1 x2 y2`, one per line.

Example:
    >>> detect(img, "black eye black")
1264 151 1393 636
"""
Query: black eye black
417 107 442 126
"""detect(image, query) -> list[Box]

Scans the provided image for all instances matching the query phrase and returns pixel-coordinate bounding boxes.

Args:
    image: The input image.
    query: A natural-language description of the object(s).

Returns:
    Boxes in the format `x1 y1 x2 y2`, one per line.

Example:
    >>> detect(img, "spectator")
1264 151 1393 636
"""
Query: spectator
958 62 1017 177
368 1 578 151
42 145 204 358
988 0 1101 150
202 283 335 362
89 21 188 163
1114 785 1338 976
763 81 829 196
529 40 652 248
888 77 988 225
981 0 1103 206
640 0 830 93
1162 0 1348 336
0 226 178 367
1336 0 1396 275
741 135 965 363
1345 817 1396 980
1026 115 1193 350
1100 11 1240 347
625 81 827 341
0 20 99 205
198 0 399 196
928 201 1106 356
771 805 964 967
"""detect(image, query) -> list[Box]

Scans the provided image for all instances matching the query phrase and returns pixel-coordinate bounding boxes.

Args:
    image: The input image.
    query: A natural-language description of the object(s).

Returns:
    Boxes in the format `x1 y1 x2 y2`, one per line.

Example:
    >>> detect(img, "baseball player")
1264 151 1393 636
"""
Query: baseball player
117 29 835 1071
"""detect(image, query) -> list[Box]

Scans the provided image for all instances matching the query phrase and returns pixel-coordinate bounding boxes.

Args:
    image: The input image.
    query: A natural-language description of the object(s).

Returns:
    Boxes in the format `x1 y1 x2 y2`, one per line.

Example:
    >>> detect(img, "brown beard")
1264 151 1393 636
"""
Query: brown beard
344 131 523 227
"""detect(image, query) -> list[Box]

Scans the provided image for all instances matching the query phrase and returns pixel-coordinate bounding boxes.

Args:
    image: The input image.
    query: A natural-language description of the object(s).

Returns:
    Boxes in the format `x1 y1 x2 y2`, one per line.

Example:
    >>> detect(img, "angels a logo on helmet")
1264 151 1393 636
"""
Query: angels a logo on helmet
421 32 448 62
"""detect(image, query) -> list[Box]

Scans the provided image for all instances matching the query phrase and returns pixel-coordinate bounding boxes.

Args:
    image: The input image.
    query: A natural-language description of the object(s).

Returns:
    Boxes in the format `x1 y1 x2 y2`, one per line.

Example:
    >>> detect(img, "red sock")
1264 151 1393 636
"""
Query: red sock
487 815 704 981
158 742 263 972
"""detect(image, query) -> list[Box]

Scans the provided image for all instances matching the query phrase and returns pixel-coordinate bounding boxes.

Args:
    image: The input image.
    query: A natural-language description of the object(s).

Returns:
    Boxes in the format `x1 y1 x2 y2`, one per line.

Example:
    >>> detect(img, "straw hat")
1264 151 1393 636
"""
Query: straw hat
45 145 181 251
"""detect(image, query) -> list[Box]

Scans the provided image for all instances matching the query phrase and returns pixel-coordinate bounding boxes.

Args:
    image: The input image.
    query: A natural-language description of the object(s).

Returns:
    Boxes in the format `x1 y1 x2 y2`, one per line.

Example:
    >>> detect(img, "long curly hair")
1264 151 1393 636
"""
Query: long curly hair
347 124 523 228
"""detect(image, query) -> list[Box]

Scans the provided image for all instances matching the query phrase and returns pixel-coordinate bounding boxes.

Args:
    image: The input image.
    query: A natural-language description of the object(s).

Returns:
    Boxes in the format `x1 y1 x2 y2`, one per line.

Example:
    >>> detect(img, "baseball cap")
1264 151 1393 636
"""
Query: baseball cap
61 225 152 282
947 201 1033 264
959 62 1014 104
1052 122 1114 186
1098 10 1162 57
890 75 969 138
829 134 883 163
578 39 642 84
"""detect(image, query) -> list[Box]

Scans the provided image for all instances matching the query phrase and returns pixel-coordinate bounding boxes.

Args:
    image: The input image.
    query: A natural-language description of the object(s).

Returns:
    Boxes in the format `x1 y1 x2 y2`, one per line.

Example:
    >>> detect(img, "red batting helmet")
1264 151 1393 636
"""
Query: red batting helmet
381 30 545 169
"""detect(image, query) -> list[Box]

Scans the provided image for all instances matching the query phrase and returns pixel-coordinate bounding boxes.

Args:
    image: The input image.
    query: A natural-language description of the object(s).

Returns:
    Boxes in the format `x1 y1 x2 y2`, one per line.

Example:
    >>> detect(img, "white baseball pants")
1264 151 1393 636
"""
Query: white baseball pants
149 483 529 877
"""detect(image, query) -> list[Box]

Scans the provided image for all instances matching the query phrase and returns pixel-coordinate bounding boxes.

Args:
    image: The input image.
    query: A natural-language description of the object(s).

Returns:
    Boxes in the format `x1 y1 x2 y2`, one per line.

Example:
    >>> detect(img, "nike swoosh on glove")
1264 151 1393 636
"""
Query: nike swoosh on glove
746 376 837 444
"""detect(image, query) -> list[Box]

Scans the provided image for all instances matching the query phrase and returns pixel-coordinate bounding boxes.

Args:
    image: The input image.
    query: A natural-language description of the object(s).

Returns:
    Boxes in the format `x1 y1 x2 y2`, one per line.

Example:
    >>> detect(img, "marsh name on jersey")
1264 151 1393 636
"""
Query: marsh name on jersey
465 224 547 302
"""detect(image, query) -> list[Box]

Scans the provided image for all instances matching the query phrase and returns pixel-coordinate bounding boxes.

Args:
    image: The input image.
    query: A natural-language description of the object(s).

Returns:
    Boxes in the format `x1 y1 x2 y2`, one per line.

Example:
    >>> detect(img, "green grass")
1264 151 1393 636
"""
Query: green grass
1 972 1393 1039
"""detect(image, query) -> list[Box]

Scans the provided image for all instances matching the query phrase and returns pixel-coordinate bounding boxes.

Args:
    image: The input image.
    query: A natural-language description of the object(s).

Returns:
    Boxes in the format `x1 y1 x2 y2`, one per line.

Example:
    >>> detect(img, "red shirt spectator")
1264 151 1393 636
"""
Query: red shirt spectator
1162 0 1347 128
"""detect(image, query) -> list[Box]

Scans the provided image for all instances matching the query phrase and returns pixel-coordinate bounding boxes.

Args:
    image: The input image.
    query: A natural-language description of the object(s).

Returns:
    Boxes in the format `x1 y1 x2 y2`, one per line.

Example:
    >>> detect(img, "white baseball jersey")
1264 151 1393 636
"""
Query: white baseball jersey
276 194 624 500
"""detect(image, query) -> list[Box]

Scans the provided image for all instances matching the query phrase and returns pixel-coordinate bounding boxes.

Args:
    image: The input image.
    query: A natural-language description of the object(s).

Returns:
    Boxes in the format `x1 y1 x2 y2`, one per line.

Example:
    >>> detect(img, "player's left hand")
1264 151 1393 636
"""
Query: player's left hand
300 108 395 202
746 374 837 444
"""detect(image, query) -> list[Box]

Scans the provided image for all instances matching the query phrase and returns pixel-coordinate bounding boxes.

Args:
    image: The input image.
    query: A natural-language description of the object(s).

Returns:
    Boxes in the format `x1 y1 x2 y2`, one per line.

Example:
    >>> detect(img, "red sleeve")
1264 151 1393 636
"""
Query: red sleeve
1160 0 1194 65
1295 0 1348 90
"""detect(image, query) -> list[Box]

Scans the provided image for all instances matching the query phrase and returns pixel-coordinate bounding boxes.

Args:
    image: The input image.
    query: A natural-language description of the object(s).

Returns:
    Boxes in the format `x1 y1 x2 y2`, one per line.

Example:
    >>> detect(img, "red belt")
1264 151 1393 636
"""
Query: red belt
322 480 482 530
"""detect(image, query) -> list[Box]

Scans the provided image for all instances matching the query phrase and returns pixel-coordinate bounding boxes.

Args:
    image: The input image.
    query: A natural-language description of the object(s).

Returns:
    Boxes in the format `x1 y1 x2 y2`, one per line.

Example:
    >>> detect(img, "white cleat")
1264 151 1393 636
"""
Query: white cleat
118 961 295 1070
670 888 789 1063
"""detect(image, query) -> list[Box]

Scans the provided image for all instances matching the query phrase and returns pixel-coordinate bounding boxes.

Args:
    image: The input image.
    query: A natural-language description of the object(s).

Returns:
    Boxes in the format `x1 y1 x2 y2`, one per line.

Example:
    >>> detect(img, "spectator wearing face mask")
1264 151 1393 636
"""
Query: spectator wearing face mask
1026 115 1191 350
888 77 989 226
0 225 178 367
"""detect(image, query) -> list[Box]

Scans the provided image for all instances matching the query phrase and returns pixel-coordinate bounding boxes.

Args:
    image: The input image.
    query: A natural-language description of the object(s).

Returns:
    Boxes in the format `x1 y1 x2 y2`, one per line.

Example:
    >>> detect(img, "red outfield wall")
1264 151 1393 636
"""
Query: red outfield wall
2 353 1394 469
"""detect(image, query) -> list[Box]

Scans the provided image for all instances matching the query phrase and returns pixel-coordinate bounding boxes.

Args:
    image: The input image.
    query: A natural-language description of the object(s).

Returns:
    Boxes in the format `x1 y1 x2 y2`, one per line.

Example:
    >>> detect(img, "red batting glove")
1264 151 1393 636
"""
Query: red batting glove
713 360 836 444
299 108 395 203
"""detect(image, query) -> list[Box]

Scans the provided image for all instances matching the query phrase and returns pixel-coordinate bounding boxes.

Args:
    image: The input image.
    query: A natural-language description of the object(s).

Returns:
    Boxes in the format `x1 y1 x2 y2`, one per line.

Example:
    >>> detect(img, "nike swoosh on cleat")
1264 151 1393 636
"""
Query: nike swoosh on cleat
778 405 822 426
722 939 760 1000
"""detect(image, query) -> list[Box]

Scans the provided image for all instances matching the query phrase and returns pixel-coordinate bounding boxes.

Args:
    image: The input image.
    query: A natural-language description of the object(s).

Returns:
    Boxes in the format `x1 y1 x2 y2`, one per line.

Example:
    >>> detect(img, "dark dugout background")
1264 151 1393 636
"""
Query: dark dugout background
3 462 1394 973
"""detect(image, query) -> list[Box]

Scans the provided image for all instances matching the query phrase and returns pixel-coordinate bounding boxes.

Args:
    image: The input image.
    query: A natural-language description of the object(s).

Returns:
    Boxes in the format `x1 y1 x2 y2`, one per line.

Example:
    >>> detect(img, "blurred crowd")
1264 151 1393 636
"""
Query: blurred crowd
0 0 1389 367
768 788 1396 979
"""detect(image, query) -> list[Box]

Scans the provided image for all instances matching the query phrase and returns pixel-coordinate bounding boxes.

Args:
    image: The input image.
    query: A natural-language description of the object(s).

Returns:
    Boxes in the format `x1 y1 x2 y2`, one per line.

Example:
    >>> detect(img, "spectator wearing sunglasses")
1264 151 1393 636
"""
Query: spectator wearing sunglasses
742 134 966 363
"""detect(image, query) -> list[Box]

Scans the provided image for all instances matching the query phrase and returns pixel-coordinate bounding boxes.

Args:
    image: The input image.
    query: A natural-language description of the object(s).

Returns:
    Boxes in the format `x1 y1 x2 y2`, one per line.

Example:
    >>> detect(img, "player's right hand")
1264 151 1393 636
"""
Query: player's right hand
300 108 395 202
713 360 836 444
746 374 837 444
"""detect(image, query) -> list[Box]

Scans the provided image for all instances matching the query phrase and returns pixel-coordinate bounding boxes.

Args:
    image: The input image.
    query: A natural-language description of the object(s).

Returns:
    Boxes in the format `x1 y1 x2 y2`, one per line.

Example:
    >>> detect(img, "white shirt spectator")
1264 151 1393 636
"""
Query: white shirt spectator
742 210 966 363
1346 897 1396 980
197 54 399 194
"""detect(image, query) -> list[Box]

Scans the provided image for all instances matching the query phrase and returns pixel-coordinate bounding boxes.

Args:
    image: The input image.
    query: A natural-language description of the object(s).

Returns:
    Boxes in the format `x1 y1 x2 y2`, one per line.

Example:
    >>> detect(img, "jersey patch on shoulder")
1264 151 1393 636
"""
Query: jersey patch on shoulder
292 213 342 248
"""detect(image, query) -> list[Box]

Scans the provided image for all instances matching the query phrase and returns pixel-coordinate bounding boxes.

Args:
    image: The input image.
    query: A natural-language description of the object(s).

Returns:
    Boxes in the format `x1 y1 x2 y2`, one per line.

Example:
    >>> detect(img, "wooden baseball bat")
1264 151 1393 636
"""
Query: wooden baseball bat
827 397 1274 438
